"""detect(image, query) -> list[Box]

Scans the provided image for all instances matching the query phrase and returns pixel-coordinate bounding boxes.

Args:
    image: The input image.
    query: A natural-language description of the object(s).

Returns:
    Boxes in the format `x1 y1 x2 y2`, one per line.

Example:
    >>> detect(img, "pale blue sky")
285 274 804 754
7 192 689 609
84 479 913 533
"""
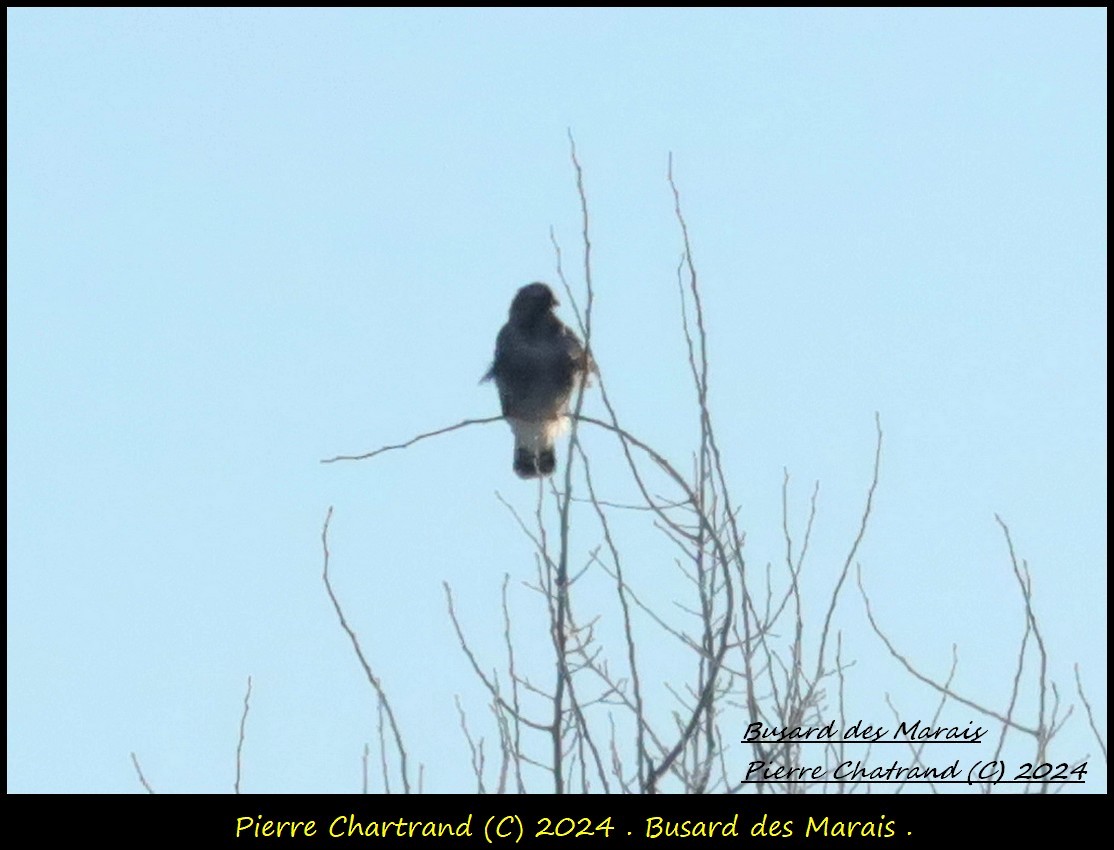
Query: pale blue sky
8 8 1106 793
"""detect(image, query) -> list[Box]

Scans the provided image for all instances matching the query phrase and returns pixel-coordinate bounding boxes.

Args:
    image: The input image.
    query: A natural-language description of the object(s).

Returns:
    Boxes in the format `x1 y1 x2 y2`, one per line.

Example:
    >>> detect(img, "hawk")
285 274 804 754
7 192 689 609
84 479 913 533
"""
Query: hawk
483 282 593 478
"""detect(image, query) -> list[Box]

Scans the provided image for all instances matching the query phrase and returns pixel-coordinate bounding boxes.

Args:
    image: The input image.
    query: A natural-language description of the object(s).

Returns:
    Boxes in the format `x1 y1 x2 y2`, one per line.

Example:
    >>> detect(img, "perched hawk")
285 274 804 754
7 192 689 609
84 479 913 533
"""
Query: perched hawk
483 282 593 478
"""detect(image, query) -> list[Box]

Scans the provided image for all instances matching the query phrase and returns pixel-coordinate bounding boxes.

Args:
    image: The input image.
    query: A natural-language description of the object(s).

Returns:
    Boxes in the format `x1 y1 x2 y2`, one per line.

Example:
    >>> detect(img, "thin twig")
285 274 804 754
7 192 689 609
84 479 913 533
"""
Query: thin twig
321 417 503 464
320 506 411 793
1074 664 1107 762
362 743 369 794
858 563 1039 737
130 752 155 794
234 675 252 794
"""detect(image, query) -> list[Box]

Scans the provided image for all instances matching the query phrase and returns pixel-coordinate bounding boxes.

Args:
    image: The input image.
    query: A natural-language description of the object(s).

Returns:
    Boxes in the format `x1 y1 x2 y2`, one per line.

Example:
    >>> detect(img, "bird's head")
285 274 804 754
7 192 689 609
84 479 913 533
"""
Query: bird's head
509 282 558 321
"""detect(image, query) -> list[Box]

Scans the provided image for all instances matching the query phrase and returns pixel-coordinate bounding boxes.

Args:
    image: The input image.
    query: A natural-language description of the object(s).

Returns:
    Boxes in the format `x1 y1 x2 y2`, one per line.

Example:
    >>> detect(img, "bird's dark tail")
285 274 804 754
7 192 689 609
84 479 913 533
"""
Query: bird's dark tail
513 446 556 478
514 447 539 478
537 448 556 476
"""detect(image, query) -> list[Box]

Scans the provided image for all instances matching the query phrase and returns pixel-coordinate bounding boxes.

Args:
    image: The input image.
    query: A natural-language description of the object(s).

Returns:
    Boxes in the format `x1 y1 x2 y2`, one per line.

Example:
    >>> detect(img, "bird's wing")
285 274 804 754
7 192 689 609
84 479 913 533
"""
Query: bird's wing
481 323 513 383
558 322 595 379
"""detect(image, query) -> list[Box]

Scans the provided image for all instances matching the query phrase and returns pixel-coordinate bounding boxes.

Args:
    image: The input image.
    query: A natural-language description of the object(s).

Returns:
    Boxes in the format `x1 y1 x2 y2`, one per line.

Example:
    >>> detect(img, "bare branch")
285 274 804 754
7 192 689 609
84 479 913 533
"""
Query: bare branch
320 506 411 793
361 743 369 794
858 564 1039 737
129 752 155 794
321 416 503 464
1074 664 1107 762
234 674 252 794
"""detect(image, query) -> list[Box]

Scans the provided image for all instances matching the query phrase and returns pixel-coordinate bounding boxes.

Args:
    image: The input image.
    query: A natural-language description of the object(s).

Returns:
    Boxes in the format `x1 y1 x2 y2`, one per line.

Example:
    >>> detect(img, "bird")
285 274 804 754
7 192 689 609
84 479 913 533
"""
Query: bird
483 282 594 478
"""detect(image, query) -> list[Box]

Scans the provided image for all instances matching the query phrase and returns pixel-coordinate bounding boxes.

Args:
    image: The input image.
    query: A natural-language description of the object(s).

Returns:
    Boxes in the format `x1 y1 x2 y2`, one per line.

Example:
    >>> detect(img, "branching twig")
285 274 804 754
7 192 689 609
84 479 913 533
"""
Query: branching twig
1074 664 1107 763
320 506 411 793
321 417 503 464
